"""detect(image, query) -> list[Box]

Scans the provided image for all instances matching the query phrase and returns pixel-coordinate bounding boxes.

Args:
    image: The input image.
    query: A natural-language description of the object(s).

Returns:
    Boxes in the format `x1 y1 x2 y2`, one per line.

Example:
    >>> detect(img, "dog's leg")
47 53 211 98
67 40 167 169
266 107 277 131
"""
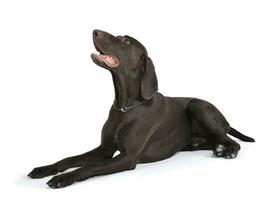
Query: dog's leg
188 99 240 159
28 145 114 179
181 136 217 151
46 153 136 188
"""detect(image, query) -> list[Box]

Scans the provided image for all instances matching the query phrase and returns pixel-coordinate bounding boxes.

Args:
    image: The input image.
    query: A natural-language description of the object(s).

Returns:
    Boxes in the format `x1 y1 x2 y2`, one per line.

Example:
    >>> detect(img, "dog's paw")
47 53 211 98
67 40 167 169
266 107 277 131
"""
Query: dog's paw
213 143 240 159
28 165 58 179
47 173 76 189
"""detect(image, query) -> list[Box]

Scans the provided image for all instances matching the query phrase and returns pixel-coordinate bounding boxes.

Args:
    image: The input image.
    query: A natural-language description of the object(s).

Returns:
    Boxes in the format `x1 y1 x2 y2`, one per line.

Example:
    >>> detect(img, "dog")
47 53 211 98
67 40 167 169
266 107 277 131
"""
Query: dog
28 30 255 188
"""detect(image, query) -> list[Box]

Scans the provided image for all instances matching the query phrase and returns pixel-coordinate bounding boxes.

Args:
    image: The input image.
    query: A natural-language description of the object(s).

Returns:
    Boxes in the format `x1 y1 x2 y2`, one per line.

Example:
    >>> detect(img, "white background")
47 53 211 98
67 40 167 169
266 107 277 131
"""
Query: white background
0 0 278 199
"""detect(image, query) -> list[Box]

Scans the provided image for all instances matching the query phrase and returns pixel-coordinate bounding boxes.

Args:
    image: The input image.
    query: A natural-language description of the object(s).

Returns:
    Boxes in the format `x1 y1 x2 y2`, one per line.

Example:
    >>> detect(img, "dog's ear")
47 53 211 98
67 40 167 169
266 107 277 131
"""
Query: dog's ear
141 56 158 100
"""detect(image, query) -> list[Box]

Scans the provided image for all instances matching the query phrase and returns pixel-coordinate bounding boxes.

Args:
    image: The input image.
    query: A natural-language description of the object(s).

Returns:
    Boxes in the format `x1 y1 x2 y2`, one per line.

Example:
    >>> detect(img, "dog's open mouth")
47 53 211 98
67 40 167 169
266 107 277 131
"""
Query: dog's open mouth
91 50 119 68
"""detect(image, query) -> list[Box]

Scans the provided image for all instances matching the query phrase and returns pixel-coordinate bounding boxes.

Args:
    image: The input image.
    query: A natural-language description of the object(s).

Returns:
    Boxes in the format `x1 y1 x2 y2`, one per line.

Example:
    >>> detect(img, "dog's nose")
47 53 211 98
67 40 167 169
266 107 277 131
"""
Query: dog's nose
93 30 104 37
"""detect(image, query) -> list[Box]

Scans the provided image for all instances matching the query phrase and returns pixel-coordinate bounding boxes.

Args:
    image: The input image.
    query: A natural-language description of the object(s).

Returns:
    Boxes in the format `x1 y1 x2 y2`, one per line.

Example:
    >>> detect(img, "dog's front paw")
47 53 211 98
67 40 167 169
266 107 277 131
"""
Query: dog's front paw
47 173 77 189
28 165 58 179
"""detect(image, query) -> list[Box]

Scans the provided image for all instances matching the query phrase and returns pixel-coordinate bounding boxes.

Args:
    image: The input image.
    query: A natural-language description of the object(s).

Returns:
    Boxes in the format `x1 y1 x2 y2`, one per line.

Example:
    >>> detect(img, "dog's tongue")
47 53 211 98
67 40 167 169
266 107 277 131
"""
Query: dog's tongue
102 55 118 67
93 53 119 68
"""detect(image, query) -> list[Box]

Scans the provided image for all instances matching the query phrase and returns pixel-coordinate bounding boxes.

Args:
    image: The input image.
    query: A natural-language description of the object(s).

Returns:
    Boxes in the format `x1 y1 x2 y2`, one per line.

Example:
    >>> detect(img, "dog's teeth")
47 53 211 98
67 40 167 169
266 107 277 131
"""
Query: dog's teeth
93 50 100 54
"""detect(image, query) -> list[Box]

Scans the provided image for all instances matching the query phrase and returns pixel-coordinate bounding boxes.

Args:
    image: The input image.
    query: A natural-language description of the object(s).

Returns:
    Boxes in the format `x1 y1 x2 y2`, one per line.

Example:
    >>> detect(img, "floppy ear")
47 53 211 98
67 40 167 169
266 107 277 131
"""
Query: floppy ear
141 56 158 100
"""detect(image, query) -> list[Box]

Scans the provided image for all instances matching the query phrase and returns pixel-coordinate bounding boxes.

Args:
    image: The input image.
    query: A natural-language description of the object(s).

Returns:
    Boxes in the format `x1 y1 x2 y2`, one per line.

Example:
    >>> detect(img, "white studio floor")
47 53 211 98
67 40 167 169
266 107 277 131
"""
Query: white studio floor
7 136 279 200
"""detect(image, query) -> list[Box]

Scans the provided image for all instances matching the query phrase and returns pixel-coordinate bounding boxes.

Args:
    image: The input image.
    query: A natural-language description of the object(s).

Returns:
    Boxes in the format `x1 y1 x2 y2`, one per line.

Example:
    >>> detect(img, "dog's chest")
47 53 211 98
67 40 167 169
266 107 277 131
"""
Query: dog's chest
105 110 137 148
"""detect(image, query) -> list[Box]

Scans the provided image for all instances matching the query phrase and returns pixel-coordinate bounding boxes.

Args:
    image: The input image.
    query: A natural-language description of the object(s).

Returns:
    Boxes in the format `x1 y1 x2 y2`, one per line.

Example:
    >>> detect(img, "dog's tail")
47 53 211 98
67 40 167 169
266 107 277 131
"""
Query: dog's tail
228 127 255 142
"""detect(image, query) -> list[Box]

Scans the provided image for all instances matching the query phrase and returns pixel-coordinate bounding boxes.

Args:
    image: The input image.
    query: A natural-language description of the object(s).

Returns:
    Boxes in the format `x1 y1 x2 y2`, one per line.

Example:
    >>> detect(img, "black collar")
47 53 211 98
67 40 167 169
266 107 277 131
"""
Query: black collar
113 93 156 112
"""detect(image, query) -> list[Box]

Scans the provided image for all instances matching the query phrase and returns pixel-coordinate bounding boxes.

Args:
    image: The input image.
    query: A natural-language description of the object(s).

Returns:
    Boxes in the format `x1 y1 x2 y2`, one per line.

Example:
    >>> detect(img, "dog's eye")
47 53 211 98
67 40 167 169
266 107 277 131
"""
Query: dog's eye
121 37 130 44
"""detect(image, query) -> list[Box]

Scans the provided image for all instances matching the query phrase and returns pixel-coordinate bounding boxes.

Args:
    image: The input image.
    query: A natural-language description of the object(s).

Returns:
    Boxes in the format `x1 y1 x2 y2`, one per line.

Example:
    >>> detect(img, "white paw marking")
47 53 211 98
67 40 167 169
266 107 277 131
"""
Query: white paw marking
113 150 120 158
216 152 223 157
215 145 225 152
230 153 236 158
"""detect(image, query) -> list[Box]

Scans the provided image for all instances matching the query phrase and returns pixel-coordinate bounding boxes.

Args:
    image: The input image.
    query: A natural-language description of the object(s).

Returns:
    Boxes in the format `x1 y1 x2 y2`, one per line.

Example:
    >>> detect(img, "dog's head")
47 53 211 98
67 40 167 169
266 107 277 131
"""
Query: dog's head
91 30 158 100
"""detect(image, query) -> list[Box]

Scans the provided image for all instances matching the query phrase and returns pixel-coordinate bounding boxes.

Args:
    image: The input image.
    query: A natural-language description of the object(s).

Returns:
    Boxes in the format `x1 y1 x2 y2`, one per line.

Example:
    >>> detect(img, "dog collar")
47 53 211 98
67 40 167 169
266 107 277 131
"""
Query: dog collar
114 93 156 112
115 100 148 112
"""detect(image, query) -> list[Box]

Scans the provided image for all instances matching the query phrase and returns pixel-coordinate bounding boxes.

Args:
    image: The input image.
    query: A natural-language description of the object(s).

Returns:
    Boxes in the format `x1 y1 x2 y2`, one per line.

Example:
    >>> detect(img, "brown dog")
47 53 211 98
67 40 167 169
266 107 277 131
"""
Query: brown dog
28 30 254 188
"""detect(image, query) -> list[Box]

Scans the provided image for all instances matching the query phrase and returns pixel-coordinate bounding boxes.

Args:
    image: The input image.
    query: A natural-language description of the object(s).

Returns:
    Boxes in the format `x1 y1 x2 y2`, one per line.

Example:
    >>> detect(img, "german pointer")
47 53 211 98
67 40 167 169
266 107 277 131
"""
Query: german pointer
28 30 255 188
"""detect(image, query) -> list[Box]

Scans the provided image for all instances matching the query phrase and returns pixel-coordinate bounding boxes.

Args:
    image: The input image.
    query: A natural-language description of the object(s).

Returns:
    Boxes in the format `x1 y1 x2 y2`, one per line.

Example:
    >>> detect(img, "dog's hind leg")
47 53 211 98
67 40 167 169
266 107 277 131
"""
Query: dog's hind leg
28 145 114 179
187 99 240 159
181 135 217 151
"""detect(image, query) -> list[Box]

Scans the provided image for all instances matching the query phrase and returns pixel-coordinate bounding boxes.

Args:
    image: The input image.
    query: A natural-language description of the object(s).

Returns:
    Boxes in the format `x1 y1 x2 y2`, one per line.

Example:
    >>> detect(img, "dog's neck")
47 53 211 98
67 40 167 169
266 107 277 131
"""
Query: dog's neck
110 72 144 112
